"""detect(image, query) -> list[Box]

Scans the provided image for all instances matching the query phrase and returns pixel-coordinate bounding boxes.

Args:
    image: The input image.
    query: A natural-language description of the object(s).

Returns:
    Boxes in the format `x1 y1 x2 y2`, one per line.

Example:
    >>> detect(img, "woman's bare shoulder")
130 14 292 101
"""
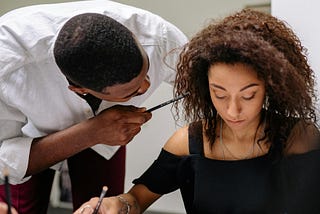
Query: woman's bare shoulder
163 125 189 156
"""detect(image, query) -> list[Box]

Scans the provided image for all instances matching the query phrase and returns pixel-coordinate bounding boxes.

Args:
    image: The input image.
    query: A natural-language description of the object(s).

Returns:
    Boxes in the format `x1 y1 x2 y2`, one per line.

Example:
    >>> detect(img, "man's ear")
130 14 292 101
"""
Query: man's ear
68 85 89 95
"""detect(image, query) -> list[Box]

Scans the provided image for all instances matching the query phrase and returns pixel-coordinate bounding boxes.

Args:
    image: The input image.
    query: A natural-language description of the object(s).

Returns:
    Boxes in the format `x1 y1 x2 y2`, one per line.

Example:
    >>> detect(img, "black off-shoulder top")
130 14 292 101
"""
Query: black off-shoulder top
133 121 320 214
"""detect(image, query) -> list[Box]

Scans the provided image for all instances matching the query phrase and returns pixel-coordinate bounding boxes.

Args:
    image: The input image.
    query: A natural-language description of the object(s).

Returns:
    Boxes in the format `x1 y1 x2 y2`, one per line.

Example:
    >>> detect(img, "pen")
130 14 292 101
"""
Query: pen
3 168 12 214
92 186 108 214
146 91 190 112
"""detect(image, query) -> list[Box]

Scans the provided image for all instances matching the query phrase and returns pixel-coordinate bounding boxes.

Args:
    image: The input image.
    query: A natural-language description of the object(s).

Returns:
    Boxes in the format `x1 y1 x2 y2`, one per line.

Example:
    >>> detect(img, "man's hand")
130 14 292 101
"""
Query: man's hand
26 105 151 176
88 105 152 146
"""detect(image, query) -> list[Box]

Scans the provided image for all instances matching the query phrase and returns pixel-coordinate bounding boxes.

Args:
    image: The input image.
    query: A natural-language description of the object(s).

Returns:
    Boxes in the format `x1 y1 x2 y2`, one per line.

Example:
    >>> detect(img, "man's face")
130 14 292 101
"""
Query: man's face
77 42 151 102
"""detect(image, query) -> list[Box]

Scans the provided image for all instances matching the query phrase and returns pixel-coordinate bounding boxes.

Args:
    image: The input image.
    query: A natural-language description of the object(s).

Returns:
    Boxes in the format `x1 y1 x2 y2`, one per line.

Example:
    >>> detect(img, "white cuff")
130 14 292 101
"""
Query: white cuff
0 137 33 184
91 144 120 160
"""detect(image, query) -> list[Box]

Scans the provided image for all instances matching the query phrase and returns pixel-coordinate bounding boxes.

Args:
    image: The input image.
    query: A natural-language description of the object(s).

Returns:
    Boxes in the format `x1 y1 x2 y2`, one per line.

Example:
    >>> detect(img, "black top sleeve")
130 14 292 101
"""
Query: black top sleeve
133 149 183 194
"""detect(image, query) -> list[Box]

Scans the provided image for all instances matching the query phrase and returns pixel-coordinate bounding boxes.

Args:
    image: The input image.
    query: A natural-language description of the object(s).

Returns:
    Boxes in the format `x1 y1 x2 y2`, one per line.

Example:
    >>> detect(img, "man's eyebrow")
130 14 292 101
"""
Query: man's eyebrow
210 83 260 91
122 88 140 99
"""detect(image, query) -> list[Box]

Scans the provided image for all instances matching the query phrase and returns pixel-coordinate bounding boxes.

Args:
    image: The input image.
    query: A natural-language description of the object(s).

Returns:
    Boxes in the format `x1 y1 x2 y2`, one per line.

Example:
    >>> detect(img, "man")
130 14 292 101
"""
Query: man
0 0 188 213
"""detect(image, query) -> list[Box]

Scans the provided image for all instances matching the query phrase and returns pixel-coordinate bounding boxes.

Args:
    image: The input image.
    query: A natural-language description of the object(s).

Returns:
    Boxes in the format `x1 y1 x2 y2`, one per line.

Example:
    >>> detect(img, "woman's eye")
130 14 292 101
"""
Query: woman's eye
242 93 256 100
214 93 226 99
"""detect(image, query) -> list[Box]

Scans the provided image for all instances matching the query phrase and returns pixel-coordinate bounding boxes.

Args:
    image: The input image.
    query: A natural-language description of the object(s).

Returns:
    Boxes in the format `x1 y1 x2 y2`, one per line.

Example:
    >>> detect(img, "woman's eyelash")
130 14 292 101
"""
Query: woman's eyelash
214 94 226 99
242 92 256 100
213 91 257 100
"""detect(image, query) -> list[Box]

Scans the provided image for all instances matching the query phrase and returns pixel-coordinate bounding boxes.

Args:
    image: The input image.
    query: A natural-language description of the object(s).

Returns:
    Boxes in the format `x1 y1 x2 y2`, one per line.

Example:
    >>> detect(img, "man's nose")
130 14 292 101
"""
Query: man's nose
137 75 150 95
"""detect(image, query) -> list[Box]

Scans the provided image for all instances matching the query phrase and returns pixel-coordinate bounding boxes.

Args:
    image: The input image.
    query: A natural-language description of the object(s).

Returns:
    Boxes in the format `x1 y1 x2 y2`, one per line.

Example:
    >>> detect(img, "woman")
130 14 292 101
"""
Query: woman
76 9 320 214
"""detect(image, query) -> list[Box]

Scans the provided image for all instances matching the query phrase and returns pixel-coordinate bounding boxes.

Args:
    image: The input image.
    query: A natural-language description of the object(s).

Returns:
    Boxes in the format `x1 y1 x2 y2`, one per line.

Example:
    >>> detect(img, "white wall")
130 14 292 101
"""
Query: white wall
271 0 320 123
1 0 269 38
0 0 73 15
114 0 270 38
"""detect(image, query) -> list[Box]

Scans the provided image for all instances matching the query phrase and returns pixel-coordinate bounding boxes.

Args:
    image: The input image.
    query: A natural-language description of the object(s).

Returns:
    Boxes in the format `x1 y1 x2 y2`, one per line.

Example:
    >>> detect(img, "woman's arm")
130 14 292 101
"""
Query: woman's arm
73 185 161 214
74 125 190 214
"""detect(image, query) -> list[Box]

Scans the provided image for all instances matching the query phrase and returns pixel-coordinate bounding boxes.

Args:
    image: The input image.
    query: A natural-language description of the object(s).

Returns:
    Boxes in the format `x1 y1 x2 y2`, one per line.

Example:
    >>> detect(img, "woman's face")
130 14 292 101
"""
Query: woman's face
208 63 265 131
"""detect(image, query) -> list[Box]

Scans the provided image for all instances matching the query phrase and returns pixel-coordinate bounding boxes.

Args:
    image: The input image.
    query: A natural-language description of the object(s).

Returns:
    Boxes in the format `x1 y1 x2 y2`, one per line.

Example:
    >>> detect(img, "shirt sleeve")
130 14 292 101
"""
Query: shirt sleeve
0 98 33 184
133 149 182 194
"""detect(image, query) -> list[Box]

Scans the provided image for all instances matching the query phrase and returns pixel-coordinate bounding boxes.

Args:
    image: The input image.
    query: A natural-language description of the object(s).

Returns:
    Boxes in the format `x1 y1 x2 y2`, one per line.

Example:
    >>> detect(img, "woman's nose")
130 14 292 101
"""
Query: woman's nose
227 99 241 118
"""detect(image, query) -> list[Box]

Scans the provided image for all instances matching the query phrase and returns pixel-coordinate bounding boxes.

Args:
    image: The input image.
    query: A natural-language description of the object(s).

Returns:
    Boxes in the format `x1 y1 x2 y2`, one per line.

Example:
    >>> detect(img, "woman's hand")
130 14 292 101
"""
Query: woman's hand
74 194 138 214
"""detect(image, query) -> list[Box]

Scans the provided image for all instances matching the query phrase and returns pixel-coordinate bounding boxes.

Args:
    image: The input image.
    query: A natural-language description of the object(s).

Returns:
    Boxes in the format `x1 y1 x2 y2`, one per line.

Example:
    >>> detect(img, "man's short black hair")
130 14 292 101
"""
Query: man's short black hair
54 13 143 92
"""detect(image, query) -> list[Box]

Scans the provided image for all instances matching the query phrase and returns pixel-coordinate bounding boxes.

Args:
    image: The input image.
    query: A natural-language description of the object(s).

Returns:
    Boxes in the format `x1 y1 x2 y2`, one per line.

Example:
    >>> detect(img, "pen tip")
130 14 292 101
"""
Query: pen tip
102 186 108 192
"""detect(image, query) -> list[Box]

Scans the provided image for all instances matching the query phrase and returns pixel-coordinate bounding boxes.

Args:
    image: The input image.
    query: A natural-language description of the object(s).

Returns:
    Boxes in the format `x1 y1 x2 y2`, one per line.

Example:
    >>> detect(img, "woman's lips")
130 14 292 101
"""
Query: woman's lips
226 119 245 125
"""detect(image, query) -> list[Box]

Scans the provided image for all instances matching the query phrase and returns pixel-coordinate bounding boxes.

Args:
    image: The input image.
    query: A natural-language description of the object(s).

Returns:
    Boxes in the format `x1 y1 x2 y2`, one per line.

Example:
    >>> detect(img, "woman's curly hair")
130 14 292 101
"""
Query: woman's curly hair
174 9 317 156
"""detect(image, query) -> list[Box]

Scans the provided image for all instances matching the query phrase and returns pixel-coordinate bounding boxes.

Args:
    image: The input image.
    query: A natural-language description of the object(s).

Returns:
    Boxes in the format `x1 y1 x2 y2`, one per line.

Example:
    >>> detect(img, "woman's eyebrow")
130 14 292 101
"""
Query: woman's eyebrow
240 83 259 91
210 83 226 91
210 83 259 91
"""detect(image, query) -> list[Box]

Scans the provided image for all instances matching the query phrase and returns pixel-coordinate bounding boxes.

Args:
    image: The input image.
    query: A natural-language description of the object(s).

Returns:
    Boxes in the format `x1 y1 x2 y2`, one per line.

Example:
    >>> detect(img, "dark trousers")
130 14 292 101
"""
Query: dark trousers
0 146 126 213
68 146 126 210
0 168 55 214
